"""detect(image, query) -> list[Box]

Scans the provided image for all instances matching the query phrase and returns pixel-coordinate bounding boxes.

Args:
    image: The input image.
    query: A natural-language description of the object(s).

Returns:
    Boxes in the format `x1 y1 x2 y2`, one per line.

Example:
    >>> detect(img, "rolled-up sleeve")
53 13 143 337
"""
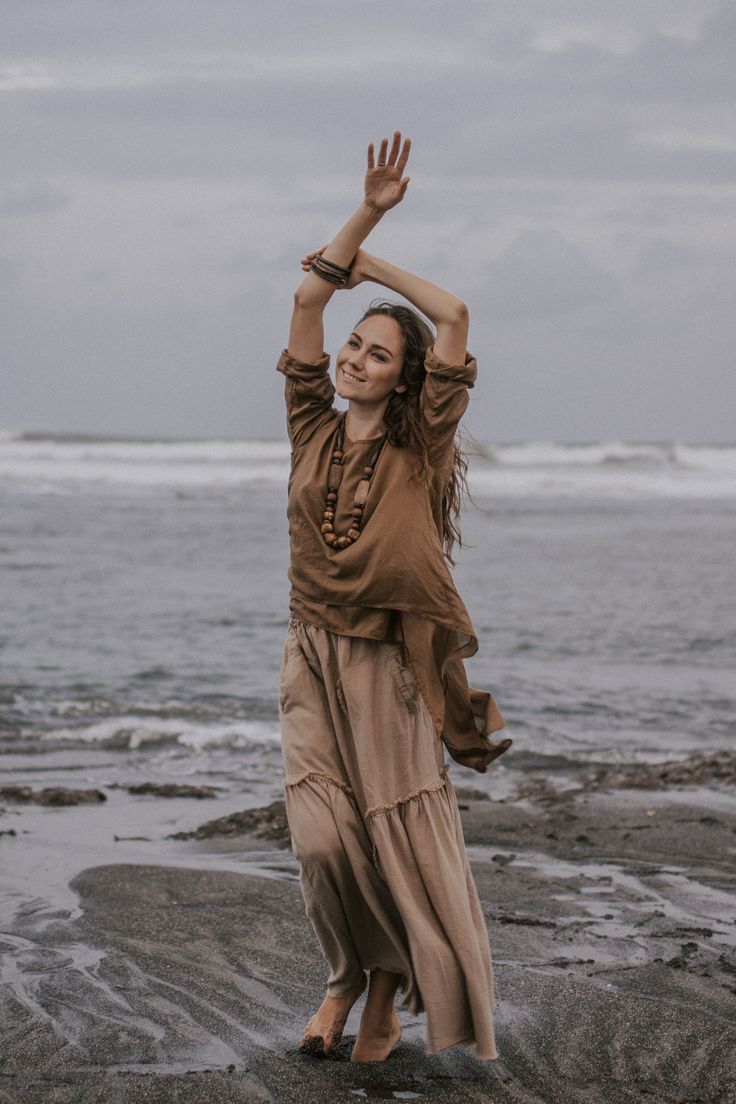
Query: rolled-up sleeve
277 348 336 449
420 345 477 465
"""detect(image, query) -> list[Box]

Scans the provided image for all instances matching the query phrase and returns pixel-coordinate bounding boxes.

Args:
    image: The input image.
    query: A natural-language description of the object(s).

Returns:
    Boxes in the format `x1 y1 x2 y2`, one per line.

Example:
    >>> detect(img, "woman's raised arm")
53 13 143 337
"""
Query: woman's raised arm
347 252 470 365
287 133 411 363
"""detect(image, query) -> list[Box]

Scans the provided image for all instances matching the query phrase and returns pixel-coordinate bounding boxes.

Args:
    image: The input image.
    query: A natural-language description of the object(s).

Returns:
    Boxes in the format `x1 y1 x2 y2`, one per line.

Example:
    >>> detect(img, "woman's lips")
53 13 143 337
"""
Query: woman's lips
341 367 365 383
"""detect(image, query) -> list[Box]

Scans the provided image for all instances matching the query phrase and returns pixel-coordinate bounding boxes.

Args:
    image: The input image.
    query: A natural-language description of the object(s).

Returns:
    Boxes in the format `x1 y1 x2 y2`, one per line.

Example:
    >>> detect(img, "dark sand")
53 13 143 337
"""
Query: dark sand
2 757 736 1103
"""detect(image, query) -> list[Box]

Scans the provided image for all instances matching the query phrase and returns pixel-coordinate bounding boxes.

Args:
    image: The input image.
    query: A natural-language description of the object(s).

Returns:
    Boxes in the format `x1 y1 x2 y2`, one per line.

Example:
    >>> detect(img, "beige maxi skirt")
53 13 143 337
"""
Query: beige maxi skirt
278 616 498 1061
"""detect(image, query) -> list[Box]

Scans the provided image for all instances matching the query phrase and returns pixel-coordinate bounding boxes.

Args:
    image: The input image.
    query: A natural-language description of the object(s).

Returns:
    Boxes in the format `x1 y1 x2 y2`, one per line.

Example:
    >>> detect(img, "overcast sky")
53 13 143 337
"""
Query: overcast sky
2 0 735 443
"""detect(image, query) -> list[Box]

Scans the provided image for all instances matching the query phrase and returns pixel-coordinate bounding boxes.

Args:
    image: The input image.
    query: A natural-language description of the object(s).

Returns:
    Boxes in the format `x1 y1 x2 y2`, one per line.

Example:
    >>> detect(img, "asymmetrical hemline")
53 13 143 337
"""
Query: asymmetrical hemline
279 619 499 1061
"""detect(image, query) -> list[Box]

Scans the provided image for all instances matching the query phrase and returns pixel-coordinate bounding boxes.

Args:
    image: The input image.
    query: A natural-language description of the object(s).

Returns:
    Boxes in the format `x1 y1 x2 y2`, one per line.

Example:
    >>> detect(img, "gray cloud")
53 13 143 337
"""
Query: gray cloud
635 237 699 272
1 0 734 442
0 255 22 286
0 180 69 214
478 229 619 320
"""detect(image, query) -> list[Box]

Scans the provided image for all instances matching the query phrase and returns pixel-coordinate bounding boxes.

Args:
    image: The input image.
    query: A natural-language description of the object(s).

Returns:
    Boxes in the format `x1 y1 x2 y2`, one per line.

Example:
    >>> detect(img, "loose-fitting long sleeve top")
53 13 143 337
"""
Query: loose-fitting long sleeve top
277 344 511 773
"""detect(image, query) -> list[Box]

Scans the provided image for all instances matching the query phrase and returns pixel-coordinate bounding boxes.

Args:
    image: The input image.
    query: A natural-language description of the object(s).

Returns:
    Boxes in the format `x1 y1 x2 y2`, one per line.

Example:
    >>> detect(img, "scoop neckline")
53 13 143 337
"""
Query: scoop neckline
343 428 385 445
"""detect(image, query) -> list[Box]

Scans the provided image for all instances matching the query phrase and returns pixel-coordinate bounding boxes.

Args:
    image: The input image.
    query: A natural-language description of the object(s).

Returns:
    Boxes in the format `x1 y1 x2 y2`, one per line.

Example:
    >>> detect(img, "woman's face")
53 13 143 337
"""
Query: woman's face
335 315 407 404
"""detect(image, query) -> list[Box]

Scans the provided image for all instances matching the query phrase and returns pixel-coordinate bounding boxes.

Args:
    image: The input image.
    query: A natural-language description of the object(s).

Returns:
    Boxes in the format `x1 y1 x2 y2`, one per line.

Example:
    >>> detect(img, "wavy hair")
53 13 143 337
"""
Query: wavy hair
356 299 470 565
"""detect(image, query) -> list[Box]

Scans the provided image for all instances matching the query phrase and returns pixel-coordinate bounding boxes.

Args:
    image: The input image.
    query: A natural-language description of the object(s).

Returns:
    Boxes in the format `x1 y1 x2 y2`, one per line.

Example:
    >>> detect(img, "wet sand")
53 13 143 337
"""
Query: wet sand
2 757 736 1103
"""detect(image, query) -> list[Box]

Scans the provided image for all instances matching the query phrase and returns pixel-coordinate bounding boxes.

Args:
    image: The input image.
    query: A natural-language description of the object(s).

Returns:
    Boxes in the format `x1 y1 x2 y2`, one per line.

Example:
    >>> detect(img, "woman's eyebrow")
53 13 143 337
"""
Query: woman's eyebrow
349 332 394 356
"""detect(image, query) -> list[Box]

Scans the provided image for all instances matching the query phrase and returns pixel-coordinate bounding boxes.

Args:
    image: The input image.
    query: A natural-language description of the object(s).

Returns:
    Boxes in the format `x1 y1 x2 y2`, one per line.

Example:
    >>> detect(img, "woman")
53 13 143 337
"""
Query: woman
277 131 512 1063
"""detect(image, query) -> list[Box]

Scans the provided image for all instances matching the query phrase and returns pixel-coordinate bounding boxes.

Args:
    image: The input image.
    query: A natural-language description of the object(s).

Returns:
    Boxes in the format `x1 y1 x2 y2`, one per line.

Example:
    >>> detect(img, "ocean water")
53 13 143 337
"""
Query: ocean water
1 429 735 806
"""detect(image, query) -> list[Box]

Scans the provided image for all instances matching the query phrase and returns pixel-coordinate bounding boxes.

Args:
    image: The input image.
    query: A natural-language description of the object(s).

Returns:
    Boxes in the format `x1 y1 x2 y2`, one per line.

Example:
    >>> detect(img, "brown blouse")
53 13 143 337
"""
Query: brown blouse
277 344 512 773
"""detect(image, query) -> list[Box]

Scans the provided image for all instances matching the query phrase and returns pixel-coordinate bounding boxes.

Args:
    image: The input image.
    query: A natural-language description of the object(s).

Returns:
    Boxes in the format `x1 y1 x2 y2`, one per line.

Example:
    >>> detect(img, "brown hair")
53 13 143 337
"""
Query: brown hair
357 299 469 565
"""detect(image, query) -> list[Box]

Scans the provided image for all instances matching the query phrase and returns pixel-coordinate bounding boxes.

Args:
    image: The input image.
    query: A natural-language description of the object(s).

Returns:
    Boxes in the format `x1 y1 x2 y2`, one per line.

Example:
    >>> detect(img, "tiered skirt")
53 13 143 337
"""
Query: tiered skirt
278 616 498 1060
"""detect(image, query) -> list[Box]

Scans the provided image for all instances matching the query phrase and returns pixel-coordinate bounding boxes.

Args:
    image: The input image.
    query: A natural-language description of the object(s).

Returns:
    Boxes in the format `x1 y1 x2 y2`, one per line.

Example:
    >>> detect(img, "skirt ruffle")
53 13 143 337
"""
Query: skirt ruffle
284 769 497 1060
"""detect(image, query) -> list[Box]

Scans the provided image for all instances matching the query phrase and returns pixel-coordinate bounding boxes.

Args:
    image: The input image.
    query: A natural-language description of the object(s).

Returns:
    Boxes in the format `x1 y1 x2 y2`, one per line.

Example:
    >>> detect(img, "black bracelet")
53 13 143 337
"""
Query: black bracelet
310 266 344 286
314 256 352 277
310 260 343 282
310 258 350 286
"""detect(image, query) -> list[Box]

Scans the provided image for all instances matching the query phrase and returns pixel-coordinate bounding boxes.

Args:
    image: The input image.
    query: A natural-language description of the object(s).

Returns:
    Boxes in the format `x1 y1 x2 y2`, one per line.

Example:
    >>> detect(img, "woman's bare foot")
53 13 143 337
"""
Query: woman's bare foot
299 975 367 1057
350 968 403 1063
351 1006 402 1062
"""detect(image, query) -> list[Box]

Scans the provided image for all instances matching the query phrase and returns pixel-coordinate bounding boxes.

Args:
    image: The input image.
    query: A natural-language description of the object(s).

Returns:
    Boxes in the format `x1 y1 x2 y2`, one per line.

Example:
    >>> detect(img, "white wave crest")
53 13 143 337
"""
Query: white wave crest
1 430 735 498
38 714 281 751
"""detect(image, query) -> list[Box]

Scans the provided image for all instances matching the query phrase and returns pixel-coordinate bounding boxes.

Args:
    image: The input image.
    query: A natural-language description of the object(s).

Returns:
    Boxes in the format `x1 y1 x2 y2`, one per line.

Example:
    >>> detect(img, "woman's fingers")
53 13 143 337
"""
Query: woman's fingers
300 245 327 269
368 131 411 171
364 132 412 211
396 137 411 175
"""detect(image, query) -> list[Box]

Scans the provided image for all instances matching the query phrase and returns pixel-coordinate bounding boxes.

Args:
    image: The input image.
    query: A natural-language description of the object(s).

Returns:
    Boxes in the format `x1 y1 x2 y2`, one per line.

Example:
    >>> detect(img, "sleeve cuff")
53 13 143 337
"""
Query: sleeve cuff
277 348 331 376
424 345 477 387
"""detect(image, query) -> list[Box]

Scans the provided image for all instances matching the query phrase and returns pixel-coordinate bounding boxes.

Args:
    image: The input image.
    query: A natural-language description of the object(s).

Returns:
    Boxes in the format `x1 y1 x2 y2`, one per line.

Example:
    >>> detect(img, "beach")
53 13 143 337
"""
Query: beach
2 754 736 1103
2 431 736 1102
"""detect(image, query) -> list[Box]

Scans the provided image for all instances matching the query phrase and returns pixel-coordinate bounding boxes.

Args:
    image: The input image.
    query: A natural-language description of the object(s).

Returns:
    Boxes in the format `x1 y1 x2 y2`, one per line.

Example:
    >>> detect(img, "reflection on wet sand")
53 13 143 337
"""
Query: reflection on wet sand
2 758 735 1102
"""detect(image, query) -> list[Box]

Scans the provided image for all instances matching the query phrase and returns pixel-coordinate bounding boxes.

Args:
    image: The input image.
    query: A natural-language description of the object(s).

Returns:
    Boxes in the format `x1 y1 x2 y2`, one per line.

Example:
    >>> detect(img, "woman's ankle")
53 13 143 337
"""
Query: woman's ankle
365 968 402 1003
327 974 367 1003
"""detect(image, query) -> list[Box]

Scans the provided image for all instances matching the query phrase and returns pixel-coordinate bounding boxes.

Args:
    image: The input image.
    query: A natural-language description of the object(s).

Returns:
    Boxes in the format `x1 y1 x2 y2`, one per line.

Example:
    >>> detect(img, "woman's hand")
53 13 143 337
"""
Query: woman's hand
300 246 326 273
300 247 371 289
364 131 411 213
288 137 407 362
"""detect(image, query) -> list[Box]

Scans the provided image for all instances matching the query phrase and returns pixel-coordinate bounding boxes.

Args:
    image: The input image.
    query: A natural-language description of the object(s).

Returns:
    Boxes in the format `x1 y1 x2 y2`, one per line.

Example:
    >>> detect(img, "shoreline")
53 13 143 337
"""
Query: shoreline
1 765 736 1102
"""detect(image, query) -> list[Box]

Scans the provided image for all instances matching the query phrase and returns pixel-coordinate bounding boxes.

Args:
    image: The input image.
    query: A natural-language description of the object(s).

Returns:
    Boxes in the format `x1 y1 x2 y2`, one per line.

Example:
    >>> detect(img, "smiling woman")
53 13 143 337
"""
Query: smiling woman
275 131 511 1065
336 318 407 406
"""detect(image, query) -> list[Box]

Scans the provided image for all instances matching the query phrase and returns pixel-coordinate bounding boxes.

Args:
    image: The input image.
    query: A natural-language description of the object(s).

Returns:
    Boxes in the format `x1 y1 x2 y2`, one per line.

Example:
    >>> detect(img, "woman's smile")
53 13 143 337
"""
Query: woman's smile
335 316 406 405
341 366 365 383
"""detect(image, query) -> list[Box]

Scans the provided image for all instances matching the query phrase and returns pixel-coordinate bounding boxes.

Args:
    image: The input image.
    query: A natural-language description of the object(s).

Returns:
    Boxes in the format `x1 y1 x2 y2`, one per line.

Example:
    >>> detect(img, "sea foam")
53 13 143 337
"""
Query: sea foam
1 429 735 498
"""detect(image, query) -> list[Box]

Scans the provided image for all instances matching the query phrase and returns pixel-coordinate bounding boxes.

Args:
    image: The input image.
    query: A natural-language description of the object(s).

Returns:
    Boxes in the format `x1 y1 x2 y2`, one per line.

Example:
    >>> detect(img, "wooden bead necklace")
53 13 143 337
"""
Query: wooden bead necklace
321 412 386 550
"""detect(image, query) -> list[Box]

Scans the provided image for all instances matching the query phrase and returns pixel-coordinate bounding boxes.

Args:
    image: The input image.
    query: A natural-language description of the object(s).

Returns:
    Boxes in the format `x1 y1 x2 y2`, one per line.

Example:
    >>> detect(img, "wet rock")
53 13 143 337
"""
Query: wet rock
169 798 291 844
494 912 557 928
452 786 490 802
666 942 700 969
510 750 736 806
0 785 107 806
584 750 736 791
548 956 596 966
719 954 736 977
124 782 223 799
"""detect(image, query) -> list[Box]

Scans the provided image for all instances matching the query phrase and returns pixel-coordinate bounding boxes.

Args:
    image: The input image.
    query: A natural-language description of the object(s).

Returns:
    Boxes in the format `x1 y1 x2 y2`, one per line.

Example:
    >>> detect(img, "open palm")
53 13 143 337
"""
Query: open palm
364 131 411 212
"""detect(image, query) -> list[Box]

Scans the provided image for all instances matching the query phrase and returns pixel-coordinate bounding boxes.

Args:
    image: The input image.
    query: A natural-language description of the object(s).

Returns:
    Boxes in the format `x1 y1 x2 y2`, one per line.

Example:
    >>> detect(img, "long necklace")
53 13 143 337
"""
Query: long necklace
321 412 386 550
